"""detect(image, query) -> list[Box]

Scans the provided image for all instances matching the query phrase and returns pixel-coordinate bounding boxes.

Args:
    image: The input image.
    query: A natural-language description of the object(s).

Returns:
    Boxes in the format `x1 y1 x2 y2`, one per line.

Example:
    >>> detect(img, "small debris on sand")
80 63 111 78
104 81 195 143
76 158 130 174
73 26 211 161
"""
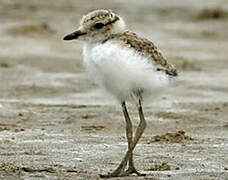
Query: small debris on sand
0 162 20 173
155 111 185 120
143 130 194 143
21 167 56 173
81 114 97 119
193 7 228 21
147 162 171 171
0 126 10 131
0 63 10 68
6 23 55 36
172 56 202 71
81 125 105 131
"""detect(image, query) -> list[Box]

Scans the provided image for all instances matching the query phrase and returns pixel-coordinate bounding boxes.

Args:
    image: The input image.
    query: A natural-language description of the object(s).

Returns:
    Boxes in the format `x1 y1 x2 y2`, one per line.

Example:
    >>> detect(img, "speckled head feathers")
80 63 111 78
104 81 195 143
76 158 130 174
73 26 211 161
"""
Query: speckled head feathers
63 9 126 42
80 9 118 27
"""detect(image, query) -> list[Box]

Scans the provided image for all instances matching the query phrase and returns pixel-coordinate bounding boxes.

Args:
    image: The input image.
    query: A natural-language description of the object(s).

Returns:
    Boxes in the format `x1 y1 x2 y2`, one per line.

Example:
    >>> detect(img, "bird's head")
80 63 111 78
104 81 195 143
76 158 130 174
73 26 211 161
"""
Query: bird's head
63 9 126 43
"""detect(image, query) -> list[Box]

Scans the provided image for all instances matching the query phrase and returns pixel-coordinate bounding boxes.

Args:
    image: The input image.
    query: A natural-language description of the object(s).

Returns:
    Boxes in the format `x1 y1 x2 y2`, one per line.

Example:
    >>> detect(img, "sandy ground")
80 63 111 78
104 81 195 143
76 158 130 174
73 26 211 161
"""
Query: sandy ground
0 0 228 179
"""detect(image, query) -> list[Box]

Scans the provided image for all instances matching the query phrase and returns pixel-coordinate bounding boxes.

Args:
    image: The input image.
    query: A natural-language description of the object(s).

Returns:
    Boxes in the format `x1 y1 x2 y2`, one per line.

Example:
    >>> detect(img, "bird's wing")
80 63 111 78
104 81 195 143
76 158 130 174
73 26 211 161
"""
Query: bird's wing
113 31 178 77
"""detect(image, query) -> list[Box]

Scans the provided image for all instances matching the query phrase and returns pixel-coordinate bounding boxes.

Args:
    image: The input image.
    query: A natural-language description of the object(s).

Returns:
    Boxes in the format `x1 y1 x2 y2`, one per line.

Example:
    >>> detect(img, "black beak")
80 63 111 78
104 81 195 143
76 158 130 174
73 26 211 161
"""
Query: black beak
63 30 86 40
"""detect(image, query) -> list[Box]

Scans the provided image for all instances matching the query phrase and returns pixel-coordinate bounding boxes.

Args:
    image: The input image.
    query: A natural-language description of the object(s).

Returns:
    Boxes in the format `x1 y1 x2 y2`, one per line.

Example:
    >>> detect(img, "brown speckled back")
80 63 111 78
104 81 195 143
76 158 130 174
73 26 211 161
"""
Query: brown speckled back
113 31 178 77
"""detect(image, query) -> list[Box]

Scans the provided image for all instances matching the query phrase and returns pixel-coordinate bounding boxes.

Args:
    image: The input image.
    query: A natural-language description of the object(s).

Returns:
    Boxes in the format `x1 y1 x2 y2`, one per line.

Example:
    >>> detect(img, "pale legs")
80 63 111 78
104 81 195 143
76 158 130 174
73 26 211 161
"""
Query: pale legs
100 99 147 178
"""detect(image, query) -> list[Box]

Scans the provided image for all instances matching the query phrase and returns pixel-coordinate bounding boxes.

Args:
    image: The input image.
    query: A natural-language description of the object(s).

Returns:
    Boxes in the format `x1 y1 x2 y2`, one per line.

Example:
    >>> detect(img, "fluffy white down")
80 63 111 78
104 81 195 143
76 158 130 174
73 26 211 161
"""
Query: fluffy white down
83 41 169 103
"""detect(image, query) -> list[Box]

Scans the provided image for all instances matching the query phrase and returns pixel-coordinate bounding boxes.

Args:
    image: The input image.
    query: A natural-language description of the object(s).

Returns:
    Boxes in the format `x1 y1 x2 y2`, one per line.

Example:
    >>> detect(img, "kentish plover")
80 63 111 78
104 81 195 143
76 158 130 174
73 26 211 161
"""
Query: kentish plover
63 9 178 178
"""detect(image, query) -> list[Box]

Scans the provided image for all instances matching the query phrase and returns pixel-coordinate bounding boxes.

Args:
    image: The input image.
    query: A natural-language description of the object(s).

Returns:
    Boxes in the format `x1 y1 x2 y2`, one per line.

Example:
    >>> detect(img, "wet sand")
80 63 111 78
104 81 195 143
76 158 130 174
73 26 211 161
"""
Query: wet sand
0 0 228 179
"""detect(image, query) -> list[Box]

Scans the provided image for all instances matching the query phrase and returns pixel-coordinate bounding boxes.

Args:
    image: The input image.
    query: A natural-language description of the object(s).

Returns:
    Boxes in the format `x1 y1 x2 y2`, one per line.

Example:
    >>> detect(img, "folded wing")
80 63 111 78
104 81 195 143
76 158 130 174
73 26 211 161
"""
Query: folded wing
114 31 178 77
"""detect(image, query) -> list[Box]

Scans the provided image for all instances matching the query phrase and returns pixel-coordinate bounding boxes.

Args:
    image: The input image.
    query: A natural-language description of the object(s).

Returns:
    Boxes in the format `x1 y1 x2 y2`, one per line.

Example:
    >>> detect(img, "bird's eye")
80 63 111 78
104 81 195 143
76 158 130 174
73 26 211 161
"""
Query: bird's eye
94 23 104 29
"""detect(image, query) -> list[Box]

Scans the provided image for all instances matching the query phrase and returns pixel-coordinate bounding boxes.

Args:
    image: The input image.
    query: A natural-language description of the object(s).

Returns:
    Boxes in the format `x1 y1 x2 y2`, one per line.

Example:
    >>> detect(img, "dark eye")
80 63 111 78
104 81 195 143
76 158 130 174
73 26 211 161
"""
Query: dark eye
94 23 104 29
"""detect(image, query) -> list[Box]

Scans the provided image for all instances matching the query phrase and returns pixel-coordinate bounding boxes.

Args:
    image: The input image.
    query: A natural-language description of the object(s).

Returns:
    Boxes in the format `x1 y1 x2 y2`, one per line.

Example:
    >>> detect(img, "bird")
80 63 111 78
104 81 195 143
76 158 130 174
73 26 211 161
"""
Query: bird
63 9 178 178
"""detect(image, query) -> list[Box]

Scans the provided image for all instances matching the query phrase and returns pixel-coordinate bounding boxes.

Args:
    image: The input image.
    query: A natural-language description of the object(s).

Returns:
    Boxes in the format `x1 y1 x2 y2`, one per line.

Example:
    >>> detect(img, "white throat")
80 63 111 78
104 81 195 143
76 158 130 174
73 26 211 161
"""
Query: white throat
112 17 126 34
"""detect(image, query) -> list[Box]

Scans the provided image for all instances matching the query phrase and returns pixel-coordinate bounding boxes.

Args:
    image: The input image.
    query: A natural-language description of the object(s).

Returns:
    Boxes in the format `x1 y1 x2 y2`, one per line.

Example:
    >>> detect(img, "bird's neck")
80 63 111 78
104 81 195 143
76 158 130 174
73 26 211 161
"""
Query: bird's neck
84 34 118 46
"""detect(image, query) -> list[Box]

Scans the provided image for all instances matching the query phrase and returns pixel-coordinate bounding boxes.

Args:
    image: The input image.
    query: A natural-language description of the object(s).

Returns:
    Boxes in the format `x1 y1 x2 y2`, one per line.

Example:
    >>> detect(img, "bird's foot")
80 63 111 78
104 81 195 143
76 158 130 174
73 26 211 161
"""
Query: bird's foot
100 167 145 178
125 166 146 176
100 168 124 178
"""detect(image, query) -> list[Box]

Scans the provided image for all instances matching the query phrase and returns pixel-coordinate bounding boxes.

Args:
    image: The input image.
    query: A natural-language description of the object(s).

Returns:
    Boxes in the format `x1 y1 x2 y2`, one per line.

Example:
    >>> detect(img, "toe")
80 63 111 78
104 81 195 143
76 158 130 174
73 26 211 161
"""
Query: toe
125 168 146 176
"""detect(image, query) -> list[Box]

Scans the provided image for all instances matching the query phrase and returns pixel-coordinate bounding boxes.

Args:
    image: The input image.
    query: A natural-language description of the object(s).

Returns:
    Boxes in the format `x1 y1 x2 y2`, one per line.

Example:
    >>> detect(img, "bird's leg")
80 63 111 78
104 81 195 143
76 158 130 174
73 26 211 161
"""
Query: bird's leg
122 101 145 176
100 102 132 178
132 99 147 150
125 99 146 176
100 100 146 178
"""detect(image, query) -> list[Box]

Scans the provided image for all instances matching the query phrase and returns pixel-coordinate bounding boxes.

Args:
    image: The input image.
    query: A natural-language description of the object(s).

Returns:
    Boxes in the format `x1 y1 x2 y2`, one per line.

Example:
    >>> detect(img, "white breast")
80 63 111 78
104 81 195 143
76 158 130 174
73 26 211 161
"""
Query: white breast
83 41 169 103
